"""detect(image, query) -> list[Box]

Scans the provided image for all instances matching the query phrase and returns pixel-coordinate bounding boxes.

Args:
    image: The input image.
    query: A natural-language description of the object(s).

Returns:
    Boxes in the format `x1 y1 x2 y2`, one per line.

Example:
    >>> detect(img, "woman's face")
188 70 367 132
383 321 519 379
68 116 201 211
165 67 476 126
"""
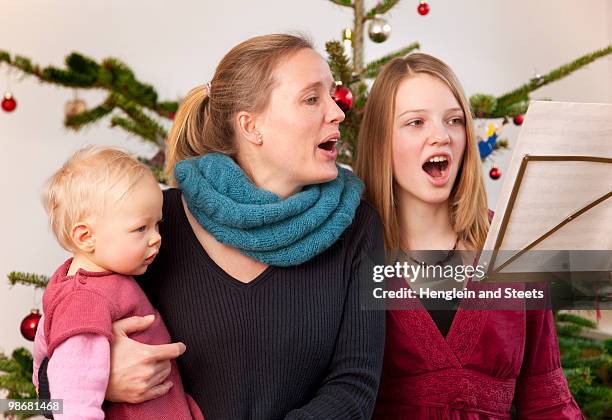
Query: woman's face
392 73 466 205
254 48 345 188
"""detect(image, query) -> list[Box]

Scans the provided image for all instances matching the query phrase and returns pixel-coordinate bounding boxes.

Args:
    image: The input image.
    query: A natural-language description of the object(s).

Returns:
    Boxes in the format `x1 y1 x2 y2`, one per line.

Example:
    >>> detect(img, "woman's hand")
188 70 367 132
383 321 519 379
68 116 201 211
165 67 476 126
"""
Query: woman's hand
105 315 187 403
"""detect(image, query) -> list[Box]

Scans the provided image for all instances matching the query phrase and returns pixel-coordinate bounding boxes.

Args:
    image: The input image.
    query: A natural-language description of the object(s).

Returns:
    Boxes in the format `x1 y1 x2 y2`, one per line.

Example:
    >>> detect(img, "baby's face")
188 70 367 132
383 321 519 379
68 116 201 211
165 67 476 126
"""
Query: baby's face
91 174 163 276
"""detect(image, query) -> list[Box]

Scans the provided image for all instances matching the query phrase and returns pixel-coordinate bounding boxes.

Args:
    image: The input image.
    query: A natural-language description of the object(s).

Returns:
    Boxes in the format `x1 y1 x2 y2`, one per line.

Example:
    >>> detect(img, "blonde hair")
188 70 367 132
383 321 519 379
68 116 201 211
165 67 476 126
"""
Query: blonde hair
355 53 489 250
165 33 314 185
42 145 151 252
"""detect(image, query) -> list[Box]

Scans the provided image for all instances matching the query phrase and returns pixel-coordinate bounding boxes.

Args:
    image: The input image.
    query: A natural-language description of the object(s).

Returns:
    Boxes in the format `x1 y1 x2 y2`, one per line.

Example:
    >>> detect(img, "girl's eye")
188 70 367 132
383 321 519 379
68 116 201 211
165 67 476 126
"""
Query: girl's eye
305 96 319 105
407 119 424 127
136 226 146 233
449 117 465 125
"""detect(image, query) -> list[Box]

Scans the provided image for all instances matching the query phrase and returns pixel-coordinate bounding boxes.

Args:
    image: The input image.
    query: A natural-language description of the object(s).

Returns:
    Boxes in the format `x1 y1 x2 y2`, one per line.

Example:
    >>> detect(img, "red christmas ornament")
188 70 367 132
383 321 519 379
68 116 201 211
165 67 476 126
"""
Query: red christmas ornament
20 309 41 341
417 1 430 15
513 114 524 126
489 165 502 180
2 92 17 112
333 84 353 113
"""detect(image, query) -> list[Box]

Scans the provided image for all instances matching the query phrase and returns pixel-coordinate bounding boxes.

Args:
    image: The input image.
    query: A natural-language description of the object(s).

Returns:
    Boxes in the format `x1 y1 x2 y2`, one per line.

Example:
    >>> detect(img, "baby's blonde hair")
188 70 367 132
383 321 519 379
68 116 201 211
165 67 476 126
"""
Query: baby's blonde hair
42 146 152 252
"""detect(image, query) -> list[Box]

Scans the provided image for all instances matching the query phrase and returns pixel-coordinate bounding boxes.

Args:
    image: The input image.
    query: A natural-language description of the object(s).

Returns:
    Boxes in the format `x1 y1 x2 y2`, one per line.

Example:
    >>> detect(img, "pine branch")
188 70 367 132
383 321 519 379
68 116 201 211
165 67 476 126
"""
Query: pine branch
326 41 353 85
0 348 36 401
470 94 497 118
138 156 169 185
329 0 353 7
363 43 420 78
39 52 101 87
365 0 401 20
496 45 612 110
494 139 509 149
0 52 44 80
110 116 162 145
111 94 168 144
98 57 158 108
557 323 586 337
0 51 173 119
489 100 529 118
64 95 115 129
558 335 605 351
157 100 180 118
7 272 49 289
557 313 598 329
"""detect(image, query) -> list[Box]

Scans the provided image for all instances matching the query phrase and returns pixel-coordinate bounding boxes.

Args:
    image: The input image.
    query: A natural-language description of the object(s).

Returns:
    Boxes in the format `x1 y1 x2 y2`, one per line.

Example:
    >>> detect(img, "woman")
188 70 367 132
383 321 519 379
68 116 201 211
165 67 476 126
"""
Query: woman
65 34 384 419
355 53 582 419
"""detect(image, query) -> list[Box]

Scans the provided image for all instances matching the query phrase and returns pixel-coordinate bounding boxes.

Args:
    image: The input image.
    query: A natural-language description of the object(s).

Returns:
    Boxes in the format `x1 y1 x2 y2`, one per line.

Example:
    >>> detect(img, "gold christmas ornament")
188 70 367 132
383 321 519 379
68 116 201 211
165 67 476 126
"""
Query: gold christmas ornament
64 98 87 118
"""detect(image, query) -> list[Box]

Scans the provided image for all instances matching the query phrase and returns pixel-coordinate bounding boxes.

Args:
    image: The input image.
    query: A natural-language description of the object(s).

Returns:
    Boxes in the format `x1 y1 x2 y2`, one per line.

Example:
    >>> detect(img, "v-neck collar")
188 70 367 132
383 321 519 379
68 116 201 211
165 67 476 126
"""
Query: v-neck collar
175 190 277 289
391 279 492 368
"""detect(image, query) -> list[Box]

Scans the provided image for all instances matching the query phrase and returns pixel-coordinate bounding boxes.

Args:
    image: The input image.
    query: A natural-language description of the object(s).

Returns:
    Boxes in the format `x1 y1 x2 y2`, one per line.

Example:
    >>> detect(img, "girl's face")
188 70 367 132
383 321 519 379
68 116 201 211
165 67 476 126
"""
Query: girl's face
254 48 345 189
392 74 466 205
91 174 163 276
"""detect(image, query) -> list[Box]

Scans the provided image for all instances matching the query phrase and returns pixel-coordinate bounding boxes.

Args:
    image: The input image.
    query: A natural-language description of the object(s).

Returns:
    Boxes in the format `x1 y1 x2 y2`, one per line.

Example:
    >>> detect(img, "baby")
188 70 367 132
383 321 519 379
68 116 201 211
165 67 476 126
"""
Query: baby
32 146 203 419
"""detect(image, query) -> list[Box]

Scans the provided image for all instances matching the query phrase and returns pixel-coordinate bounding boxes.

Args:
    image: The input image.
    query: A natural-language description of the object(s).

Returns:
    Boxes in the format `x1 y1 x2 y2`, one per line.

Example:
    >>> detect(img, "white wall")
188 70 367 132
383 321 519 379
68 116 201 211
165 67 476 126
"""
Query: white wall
1 0 610 355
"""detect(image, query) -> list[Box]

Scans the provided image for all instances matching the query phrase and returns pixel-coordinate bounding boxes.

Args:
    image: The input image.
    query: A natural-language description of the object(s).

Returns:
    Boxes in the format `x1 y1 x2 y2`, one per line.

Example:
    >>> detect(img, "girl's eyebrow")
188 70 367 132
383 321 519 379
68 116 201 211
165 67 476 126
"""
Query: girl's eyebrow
397 109 427 118
397 107 463 119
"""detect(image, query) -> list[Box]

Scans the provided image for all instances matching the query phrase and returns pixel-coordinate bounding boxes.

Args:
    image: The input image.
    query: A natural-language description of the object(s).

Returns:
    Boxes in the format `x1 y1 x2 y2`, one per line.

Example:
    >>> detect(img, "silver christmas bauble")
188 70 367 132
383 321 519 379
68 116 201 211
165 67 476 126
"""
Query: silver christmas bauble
368 15 391 43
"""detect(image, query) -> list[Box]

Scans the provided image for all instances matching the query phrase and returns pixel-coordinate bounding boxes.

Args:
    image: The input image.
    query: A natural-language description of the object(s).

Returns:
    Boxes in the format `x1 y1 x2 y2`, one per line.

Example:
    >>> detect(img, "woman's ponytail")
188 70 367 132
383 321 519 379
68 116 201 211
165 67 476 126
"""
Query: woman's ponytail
165 85 211 186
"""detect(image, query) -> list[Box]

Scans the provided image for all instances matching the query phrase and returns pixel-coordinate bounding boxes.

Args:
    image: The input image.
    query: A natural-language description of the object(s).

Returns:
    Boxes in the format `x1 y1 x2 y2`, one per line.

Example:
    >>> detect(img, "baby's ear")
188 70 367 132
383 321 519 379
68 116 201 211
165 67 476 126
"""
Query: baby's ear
70 222 96 253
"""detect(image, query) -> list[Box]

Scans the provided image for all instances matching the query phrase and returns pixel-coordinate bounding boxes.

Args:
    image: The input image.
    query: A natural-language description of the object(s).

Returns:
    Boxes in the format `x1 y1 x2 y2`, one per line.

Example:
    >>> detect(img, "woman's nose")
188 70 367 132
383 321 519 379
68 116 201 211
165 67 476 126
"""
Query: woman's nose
327 95 345 125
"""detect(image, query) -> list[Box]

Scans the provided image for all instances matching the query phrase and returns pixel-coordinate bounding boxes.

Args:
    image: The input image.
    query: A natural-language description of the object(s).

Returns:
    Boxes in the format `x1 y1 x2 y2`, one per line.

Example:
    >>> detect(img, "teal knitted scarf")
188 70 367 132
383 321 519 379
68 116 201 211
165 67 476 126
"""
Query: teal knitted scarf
174 153 364 267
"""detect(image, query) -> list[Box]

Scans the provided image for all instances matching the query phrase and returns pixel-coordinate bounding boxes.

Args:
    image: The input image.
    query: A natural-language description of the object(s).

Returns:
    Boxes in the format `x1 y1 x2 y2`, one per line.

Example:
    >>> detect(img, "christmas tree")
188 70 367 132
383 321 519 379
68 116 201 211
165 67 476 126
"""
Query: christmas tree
1 1 610 169
556 313 612 419
1 1 611 417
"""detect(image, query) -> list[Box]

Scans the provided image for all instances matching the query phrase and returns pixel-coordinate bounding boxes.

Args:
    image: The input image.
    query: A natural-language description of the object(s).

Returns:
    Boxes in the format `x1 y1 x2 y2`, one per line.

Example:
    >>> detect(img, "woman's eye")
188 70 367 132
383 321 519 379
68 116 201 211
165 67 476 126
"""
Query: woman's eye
407 119 424 127
305 96 319 105
449 117 465 125
136 226 146 233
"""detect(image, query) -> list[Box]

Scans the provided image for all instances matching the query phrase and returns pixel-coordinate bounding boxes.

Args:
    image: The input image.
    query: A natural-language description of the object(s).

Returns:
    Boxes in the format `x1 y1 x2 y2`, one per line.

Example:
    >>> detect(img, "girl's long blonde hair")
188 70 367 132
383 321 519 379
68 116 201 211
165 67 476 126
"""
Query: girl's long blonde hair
355 53 489 251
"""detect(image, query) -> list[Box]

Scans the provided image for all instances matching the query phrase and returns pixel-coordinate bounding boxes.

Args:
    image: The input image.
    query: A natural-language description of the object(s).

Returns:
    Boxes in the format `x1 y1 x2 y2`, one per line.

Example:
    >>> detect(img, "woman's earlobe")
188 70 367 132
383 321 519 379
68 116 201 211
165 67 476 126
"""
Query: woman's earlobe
236 112 263 146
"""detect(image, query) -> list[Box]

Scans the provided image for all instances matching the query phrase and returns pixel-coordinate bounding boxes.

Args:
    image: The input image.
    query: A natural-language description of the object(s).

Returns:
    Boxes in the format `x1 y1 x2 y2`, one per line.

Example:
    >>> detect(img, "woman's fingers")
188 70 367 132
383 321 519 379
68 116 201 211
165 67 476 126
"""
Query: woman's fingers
106 317 185 404
140 380 174 402
147 361 172 388
148 342 186 362
112 314 155 337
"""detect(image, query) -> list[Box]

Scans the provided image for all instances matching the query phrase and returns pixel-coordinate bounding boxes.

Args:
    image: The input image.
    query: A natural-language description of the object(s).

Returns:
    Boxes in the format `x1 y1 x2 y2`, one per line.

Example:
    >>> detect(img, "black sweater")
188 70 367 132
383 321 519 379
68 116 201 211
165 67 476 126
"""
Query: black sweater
136 189 386 420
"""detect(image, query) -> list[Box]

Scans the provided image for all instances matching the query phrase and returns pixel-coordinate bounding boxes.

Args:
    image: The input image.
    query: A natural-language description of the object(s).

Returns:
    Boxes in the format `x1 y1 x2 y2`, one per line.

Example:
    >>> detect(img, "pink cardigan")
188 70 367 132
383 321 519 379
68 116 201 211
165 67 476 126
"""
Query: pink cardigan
34 258 203 419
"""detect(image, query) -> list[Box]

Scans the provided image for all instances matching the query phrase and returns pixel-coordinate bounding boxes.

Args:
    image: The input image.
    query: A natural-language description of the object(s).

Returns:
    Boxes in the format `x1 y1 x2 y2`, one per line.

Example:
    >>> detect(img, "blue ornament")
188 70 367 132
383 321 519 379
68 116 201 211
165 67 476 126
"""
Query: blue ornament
479 133 498 160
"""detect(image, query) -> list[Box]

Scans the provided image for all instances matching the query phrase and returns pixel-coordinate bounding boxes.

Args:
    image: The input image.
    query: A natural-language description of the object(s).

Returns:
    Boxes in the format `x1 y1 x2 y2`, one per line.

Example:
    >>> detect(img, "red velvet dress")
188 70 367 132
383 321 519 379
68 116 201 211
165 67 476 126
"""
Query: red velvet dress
374 287 583 419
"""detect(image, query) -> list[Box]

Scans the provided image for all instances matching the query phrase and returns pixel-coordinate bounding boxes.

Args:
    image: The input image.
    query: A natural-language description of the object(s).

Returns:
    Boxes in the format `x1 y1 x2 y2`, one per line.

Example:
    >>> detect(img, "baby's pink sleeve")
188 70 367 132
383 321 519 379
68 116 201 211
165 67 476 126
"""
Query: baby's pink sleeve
47 333 110 420
32 314 48 391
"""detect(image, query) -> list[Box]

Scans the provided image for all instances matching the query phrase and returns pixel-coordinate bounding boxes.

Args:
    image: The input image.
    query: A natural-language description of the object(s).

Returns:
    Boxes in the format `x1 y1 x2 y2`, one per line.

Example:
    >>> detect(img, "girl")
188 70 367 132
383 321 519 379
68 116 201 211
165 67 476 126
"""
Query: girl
355 53 582 419
34 146 203 419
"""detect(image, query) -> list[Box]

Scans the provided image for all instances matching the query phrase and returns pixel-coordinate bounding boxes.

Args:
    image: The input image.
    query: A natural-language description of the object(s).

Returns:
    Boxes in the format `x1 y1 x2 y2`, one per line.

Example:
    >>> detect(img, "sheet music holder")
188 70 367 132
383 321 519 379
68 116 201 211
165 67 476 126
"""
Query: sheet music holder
475 101 612 287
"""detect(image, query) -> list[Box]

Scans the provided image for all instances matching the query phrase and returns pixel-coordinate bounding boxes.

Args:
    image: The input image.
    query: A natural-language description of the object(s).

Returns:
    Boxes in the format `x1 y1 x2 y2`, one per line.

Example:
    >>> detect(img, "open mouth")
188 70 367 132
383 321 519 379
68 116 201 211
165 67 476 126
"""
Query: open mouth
422 155 449 179
318 140 337 151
